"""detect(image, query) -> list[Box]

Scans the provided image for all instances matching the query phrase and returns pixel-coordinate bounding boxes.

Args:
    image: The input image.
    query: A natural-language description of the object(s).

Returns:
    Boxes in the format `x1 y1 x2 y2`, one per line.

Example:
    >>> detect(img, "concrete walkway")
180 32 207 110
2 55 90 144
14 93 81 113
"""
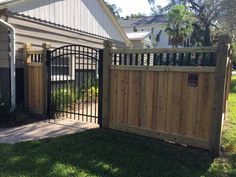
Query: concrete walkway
0 119 99 144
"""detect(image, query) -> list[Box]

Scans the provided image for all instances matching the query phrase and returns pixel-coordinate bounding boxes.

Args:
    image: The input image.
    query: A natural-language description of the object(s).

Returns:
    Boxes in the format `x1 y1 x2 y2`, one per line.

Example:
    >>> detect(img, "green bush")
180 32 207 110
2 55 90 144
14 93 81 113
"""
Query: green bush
51 84 99 112
0 99 29 126
232 43 236 67
51 86 80 111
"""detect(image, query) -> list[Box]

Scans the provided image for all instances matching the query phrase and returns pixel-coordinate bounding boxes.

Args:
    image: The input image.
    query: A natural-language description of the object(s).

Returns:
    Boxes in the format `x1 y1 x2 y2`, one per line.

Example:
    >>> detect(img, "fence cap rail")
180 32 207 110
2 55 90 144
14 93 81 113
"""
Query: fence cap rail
27 50 43 55
111 47 217 54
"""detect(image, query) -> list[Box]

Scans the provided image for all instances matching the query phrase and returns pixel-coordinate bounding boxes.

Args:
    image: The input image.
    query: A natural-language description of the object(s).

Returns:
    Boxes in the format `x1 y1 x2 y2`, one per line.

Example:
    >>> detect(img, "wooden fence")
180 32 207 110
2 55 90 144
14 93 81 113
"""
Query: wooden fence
101 35 232 157
23 43 50 115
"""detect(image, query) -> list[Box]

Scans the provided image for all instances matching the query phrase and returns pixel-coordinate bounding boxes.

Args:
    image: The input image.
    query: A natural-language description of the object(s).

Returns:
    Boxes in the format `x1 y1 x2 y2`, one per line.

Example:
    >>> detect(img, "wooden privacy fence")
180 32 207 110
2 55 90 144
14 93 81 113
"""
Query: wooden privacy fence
23 43 51 115
101 35 232 157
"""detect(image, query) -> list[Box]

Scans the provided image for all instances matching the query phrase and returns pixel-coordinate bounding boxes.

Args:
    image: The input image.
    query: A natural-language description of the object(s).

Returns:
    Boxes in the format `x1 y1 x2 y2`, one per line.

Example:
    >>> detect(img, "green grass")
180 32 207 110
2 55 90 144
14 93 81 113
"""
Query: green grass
0 76 236 177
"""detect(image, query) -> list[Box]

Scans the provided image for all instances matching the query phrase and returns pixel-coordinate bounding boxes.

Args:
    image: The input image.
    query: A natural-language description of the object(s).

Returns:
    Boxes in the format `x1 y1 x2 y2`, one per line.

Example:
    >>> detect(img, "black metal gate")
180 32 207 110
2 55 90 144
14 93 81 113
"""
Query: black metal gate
46 45 102 125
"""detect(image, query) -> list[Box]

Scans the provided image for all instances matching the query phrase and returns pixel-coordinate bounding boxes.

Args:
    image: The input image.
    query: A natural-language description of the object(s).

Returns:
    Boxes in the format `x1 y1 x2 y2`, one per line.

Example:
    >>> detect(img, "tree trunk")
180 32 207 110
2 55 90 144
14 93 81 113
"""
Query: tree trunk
203 24 211 46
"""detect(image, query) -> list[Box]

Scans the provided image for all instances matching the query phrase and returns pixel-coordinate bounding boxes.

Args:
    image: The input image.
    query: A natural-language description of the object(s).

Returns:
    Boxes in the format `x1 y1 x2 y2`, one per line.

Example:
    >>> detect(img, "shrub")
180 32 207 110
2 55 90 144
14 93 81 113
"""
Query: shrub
232 43 236 68
0 99 29 126
51 84 99 112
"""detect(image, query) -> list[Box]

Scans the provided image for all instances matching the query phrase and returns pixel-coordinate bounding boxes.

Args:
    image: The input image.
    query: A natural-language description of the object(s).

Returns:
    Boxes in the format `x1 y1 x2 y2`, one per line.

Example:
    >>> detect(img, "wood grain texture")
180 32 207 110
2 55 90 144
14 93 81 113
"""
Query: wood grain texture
109 70 216 150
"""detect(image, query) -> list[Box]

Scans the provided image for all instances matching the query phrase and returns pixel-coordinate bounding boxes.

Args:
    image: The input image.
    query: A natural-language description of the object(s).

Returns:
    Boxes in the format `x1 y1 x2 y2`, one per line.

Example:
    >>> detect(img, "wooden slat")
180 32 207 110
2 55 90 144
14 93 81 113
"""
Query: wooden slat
144 71 154 129
127 71 140 126
110 70 117 124
156 72 167 132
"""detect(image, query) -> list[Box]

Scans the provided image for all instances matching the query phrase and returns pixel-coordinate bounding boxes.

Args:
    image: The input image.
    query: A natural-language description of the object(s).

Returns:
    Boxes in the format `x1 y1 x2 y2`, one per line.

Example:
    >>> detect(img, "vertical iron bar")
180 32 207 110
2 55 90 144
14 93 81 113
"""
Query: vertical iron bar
86 48 89 122
82 46 85 121
62 47 65 118
69 46 72 120
46 50 51 119
73 46 76 120
90 50 93 123
78 46 81 121
98 49 103 126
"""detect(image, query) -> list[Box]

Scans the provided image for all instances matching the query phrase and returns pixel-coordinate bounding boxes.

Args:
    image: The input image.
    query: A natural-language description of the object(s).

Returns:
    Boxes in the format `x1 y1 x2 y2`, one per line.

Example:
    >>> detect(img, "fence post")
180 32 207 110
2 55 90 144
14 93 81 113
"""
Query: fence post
42 43 51 116
23 43 32 110
210 35 231 157
101 40 113 128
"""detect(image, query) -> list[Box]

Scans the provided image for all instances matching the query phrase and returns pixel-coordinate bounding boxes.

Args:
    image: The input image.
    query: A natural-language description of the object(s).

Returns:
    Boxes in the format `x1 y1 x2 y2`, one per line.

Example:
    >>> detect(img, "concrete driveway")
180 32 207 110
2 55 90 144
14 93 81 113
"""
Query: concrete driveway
0 119 99 144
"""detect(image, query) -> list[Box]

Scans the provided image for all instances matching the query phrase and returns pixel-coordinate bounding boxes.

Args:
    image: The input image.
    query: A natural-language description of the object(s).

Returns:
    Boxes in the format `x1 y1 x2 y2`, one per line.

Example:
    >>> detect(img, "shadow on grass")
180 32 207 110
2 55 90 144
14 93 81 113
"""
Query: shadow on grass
0 129 213 177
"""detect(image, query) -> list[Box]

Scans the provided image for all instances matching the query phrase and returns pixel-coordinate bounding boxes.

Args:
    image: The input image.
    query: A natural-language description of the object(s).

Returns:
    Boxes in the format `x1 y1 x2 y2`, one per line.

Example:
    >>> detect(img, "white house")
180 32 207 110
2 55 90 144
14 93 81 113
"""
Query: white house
0 0 130 109
119 15 172 48
126 31 156 49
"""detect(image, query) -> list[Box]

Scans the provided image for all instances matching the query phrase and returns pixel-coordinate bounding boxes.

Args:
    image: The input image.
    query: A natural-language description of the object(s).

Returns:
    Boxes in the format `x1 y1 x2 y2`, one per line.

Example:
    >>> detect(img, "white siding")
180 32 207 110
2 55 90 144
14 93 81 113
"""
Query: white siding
7 16 107 68
123 24 172 48
8 0 125 42
0 28 9 68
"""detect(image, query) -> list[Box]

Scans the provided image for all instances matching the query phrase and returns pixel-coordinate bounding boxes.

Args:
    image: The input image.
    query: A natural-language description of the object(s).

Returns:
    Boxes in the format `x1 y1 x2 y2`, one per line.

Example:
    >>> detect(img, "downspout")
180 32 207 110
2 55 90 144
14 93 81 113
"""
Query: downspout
0 19 16 111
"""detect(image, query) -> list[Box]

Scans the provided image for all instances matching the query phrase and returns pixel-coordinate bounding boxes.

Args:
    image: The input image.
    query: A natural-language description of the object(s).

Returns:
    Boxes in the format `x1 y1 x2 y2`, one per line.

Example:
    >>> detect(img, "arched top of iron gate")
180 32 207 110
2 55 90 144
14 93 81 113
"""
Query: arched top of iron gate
49 44 100 61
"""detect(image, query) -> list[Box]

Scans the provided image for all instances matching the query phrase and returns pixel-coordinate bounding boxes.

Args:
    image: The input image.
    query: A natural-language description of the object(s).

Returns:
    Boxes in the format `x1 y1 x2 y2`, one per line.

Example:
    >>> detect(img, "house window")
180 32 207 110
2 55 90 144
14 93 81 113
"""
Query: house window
149 35 152 40
51 56 75 81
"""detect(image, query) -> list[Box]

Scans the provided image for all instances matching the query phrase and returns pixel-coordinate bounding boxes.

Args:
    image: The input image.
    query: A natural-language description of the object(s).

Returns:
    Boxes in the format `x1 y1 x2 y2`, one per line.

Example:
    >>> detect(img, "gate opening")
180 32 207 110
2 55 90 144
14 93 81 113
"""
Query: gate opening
46 45 102 125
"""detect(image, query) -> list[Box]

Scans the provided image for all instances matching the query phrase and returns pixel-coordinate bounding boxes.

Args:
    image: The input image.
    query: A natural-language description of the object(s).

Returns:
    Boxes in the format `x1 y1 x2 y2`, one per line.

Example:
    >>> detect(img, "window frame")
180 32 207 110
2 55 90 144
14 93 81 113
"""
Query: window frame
51 55 75 82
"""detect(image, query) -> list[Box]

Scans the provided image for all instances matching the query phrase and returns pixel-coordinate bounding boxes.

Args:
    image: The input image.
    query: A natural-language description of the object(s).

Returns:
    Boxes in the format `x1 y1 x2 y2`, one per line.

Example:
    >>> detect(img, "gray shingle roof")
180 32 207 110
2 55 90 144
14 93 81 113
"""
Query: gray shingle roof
119 15 167 28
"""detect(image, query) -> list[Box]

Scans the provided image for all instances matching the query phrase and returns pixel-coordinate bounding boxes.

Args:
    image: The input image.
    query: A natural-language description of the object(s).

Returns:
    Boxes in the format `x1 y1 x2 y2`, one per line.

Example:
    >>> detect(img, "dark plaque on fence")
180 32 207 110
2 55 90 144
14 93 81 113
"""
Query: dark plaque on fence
188 74 198 87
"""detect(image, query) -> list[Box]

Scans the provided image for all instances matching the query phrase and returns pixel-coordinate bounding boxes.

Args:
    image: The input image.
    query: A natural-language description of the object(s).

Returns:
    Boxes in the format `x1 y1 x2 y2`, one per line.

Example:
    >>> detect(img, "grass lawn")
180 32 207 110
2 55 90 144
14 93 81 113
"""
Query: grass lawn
0 76 235 177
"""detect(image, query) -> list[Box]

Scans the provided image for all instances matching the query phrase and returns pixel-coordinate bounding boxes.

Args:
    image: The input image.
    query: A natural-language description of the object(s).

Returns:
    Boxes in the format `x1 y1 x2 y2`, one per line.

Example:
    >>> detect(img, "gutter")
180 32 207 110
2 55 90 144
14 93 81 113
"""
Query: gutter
0 19 16 111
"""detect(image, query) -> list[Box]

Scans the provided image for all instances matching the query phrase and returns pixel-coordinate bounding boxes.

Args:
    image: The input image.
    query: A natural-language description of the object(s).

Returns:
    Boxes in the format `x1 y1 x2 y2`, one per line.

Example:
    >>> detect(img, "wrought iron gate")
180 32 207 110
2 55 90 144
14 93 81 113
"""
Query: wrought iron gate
46 45 102 124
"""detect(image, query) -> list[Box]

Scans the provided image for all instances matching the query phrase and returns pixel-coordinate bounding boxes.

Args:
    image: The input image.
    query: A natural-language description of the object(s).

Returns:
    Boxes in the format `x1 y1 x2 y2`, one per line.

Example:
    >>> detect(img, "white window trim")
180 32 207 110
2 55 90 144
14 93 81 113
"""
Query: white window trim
51 56 75 82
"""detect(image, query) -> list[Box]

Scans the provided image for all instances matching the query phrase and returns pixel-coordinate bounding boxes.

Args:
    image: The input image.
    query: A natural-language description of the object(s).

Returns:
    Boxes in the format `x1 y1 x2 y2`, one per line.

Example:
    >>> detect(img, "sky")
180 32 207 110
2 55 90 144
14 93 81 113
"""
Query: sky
106 0 169 17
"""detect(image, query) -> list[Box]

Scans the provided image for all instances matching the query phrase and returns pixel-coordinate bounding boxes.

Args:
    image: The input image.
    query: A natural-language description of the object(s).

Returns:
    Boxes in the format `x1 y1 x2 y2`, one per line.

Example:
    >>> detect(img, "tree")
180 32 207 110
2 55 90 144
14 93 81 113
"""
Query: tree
148 0 222 46
105 2 122 19
219 0 236 41
130 13 145 18
165 5 195 47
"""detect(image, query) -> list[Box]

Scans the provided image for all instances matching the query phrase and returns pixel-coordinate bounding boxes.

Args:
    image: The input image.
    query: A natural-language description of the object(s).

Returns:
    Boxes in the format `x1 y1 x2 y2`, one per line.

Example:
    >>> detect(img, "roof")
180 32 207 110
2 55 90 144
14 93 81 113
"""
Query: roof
119 15 167 28
0 0 131 45
126 31 151 40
